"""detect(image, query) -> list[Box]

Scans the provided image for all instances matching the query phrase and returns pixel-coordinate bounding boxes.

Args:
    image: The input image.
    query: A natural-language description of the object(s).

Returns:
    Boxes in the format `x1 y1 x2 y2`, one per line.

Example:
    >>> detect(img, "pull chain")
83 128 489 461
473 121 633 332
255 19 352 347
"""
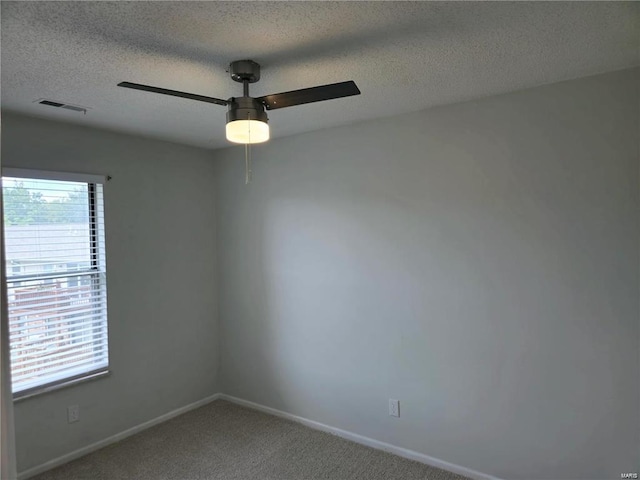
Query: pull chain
245 111 253 184
245 143 252 184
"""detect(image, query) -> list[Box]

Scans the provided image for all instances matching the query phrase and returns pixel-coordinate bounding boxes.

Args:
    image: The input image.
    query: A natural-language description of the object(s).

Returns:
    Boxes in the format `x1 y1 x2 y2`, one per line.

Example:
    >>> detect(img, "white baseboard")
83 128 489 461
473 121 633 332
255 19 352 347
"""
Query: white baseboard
218 393 501 480
18 393 222 480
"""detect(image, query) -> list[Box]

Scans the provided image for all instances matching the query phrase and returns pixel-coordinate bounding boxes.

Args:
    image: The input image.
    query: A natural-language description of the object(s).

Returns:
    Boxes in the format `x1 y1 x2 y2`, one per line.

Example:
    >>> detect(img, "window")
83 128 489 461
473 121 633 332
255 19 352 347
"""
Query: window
2 169 109 398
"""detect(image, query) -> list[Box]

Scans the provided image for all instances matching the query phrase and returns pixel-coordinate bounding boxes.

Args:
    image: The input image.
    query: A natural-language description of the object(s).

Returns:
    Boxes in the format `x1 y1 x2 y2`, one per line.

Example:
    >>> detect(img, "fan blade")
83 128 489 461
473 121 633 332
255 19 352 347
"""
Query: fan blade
117 82 228 106
257 81 360 110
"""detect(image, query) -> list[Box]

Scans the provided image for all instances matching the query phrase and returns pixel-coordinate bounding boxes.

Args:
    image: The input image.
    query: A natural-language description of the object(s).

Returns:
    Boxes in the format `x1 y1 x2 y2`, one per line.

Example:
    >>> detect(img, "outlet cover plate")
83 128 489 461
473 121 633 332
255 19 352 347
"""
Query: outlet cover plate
389 399 400 417
67 404 80 423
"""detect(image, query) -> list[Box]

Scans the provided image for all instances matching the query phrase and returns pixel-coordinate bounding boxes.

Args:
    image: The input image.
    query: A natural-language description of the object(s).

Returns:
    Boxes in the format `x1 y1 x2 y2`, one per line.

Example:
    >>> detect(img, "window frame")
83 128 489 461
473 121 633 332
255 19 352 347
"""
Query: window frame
1 168 110 400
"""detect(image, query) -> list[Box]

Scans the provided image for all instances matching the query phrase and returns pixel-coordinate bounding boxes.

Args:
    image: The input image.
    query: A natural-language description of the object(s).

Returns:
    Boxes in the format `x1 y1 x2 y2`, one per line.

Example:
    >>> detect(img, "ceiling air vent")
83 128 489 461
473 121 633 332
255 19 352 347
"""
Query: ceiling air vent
35 99 88 114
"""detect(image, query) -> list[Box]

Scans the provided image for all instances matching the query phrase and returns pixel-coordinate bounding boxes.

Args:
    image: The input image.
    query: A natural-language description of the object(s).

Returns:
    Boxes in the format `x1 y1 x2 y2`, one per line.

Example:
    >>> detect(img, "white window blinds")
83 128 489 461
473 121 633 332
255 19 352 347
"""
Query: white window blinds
2 172 109 396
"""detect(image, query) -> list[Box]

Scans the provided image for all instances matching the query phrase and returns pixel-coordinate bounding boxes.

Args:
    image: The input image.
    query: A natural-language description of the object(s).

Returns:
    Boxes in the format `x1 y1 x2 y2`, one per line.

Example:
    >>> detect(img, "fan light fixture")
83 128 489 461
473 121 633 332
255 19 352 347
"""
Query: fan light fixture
224 68 270 144
225 119 269 144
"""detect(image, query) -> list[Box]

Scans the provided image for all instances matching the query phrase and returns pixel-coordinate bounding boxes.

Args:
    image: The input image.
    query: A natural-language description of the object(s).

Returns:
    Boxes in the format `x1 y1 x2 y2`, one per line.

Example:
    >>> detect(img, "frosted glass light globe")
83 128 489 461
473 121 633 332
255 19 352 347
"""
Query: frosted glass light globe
226 120 269 144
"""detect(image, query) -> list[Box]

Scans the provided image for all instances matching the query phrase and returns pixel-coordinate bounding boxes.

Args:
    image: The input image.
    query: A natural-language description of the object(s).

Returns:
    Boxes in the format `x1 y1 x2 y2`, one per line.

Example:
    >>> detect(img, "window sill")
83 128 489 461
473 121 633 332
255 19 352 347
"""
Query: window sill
13 369 111 403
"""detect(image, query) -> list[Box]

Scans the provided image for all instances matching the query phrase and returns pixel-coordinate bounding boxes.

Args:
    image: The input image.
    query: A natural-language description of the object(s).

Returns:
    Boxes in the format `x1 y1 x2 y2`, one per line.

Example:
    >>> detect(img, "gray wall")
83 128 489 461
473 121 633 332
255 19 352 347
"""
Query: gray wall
2 113 219 473
214 68 639 480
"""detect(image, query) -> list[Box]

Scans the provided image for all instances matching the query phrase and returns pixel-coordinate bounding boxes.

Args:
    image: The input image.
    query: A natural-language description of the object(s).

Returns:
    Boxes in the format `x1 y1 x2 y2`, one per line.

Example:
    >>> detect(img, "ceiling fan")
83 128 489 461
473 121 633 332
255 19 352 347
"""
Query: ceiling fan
118 60 361 145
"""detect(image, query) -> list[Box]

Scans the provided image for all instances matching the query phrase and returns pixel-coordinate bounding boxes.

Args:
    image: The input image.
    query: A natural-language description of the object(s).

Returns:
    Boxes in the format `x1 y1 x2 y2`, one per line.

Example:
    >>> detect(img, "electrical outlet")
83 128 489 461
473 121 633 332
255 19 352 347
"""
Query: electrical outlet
67 404 80 423
389 399 400 417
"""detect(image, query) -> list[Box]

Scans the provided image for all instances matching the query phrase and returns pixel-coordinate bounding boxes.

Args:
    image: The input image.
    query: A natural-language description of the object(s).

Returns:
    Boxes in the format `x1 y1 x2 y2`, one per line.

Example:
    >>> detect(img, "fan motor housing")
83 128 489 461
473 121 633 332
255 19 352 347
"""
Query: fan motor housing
226 96 268 123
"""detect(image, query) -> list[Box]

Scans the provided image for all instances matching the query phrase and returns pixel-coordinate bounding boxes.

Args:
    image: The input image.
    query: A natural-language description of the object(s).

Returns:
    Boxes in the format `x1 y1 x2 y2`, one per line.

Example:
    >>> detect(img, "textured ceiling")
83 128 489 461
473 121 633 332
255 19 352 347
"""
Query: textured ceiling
1 1 638 150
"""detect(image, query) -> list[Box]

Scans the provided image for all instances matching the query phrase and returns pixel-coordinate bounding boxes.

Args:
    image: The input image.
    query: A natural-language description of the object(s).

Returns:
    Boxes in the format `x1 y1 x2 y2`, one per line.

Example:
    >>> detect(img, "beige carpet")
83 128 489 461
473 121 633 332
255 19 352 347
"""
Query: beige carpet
32 400 469 480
